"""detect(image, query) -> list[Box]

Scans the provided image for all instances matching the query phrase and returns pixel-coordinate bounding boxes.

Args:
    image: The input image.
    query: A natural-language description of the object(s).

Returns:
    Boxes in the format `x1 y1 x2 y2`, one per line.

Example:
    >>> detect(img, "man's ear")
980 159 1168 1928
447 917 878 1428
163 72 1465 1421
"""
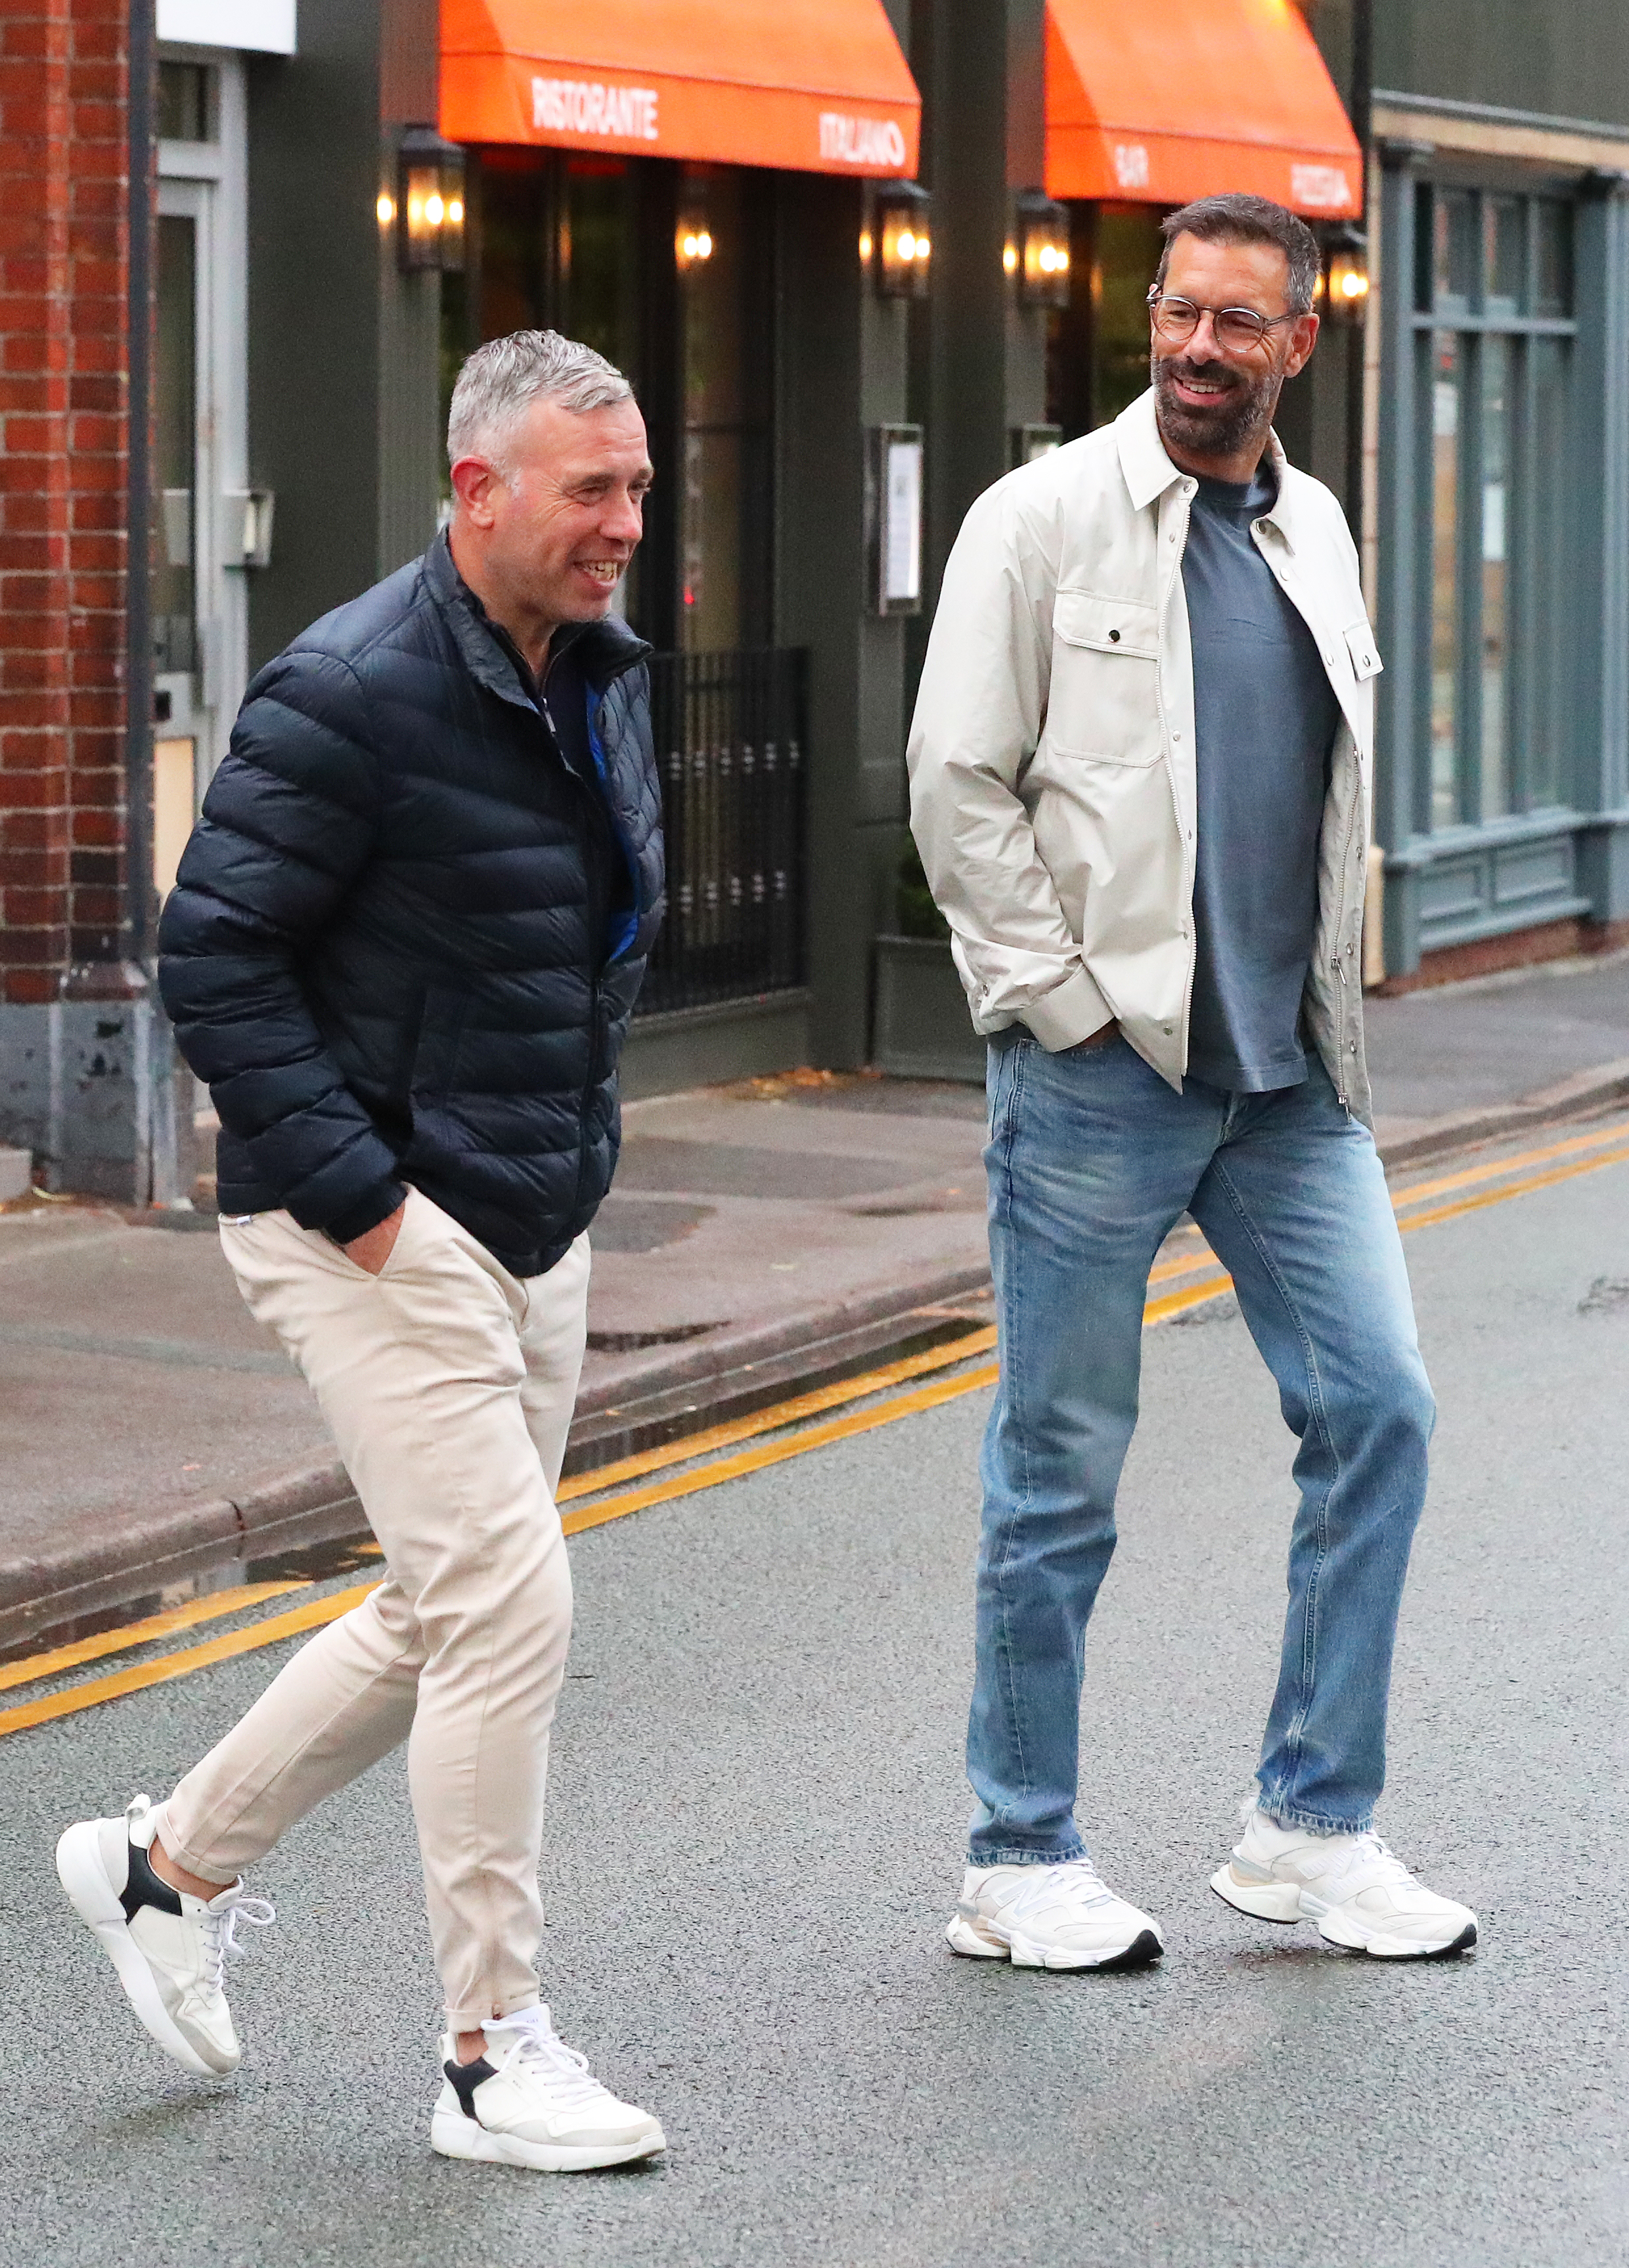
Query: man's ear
451 453 504 527
1282 311 1320 382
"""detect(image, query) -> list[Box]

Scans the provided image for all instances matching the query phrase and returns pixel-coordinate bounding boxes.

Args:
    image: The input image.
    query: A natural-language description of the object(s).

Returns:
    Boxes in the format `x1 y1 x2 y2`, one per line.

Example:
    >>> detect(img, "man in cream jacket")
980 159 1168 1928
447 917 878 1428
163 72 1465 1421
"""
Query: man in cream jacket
909 194 1477 1971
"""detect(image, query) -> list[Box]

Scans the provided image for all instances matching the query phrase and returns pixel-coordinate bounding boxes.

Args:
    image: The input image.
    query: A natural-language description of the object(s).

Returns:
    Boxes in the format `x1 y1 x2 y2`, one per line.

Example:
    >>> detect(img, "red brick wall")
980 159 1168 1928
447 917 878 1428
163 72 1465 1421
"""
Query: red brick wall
0 0 132 1004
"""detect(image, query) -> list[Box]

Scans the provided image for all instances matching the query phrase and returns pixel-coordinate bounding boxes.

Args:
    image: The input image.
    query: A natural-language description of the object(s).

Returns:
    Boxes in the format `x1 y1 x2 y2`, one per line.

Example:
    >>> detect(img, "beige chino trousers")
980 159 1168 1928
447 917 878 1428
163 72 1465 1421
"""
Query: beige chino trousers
157 1187 588 2031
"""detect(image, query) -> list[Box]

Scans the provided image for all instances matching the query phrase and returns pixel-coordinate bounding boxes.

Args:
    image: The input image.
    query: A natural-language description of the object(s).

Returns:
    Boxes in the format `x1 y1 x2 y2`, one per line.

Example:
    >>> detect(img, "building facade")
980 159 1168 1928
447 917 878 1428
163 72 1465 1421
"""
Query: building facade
2 0 1626 1200
1360 1 1629 984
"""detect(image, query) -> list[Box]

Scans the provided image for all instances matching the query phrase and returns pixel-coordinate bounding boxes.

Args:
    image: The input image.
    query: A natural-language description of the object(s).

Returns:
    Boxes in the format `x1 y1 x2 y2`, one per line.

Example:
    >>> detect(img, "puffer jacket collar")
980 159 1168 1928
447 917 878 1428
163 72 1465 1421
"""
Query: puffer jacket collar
421 528 652 730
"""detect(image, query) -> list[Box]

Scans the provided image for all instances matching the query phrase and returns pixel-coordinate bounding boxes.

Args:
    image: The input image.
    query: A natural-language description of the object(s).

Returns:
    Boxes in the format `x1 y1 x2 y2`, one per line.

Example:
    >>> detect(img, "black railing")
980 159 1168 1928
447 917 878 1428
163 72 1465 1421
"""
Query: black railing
638 646 809 1016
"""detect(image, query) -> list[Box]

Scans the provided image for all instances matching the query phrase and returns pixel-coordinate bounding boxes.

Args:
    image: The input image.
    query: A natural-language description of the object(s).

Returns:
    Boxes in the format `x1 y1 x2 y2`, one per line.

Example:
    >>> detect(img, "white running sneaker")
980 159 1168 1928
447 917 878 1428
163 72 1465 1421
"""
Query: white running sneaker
55 1792 276 2075
946 1858 1164 1970
430 2004 666 2172
1210 1799 1478 1959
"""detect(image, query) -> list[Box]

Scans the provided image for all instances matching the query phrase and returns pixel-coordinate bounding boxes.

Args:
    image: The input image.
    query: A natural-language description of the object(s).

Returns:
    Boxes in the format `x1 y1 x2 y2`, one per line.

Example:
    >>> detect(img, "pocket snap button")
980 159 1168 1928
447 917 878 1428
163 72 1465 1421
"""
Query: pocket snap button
1108 629 1121 643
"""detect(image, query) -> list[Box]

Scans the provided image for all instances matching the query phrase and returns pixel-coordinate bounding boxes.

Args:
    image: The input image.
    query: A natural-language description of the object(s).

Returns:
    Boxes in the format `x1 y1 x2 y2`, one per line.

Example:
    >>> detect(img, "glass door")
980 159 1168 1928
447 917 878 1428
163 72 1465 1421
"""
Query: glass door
153 53 250 897
153 179 207 898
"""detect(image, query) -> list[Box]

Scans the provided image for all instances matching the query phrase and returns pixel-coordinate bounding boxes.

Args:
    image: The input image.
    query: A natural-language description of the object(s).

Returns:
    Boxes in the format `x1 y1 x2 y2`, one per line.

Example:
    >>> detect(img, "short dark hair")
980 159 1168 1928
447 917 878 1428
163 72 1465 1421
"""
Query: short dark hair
1155 194 1320 316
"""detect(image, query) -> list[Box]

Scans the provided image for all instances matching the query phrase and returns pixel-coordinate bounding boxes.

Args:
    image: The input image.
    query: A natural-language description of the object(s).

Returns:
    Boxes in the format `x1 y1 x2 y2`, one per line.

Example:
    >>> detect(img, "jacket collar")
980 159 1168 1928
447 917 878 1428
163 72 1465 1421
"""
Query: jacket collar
423 527 652 712
1115 386 1295 545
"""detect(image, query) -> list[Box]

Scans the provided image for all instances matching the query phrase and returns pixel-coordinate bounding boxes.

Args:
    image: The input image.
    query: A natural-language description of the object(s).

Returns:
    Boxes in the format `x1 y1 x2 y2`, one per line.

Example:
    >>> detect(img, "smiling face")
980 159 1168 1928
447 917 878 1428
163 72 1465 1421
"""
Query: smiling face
449 393 653 670
1150 233 1319 480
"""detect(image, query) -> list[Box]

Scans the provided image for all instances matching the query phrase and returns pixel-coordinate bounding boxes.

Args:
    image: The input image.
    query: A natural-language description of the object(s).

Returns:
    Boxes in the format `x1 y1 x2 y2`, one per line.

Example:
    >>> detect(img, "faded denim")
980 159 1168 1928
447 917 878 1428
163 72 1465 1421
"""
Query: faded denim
967 1032 1435 1867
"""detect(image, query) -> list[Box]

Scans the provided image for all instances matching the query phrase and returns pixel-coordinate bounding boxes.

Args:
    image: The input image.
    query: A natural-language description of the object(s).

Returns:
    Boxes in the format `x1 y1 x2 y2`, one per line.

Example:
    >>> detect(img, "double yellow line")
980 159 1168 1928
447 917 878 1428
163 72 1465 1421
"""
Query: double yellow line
3 1111 1626 1742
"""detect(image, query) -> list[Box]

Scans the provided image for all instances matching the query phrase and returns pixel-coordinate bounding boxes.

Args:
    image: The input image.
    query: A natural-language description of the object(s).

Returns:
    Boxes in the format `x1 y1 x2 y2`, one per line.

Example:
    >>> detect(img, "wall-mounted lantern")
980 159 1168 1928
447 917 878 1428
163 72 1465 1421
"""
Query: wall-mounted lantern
868 181 931 298
1013 192 1071 308
1321 225 1369 324
390 125 466 273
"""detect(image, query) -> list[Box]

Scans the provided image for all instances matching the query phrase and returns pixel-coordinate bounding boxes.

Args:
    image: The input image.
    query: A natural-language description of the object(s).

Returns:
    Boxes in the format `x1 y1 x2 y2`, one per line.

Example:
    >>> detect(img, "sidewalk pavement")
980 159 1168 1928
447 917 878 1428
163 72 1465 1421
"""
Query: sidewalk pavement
3 949 1626 1648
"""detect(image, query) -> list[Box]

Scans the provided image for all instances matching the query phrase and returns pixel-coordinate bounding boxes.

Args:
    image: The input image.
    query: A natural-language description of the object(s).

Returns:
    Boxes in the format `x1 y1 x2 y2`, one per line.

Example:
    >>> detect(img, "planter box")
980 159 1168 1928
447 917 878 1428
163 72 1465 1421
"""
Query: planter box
871 935 987 1083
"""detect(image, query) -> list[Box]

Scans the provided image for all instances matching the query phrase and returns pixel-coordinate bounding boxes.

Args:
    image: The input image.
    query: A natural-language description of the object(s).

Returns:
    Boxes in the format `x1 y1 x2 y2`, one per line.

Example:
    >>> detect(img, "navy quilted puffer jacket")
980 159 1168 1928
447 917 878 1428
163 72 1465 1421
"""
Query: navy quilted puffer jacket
158 531 665 1279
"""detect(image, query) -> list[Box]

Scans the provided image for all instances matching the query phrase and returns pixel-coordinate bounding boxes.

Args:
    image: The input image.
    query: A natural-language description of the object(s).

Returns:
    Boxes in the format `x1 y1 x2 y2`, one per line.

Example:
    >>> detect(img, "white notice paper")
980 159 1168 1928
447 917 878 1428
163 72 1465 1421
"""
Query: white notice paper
883 439 922 606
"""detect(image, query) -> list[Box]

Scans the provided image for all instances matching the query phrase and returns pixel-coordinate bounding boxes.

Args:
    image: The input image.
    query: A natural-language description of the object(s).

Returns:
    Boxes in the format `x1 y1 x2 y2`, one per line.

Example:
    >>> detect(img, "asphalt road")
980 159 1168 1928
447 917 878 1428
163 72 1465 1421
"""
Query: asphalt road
3 1145 1627 2267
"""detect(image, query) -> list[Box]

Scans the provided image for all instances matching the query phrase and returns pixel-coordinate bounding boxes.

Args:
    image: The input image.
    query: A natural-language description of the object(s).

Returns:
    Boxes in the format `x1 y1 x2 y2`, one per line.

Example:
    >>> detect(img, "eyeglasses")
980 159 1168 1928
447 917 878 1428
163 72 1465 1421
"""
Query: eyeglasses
1146 291 1299 353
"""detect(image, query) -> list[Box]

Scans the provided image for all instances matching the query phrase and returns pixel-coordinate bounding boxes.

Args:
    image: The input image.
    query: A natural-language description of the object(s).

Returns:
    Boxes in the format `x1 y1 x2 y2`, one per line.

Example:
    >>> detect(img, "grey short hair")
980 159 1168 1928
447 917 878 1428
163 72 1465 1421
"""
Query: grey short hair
447 329 635 469
1156 194 1322 317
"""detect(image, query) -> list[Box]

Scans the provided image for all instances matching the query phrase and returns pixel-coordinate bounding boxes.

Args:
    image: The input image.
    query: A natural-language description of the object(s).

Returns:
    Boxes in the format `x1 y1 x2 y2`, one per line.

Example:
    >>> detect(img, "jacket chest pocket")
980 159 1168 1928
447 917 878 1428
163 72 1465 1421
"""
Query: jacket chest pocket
1046 591 1163 767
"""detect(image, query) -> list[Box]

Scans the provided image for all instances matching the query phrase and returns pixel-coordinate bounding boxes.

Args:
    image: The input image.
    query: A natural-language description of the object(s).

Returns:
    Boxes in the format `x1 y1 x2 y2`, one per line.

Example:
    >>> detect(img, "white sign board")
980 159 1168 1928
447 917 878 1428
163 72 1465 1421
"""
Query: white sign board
883 439 922 608
876 426 926 616
157 0 296 54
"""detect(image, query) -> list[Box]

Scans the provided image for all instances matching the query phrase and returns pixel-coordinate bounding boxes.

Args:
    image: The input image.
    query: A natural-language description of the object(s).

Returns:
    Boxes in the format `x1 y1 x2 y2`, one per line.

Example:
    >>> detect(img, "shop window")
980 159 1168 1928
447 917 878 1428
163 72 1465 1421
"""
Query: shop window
1048 203 1167 439
676 168 772 654
1412 185 1576 830
557 157 642 378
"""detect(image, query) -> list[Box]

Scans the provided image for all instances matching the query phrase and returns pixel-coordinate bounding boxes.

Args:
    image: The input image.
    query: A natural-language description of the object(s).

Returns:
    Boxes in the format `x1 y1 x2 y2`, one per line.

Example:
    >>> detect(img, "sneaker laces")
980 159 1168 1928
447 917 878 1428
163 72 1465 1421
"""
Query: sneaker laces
198 1890 277 1994
1004 1859 1119 1924
485 2008 608 2109
1315 1832 1417 1903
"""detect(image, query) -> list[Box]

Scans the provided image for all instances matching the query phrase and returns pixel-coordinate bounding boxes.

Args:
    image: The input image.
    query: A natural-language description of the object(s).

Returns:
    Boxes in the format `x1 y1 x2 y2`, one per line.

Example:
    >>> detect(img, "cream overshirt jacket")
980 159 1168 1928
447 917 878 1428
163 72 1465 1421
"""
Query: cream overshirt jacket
906 386 1383 1123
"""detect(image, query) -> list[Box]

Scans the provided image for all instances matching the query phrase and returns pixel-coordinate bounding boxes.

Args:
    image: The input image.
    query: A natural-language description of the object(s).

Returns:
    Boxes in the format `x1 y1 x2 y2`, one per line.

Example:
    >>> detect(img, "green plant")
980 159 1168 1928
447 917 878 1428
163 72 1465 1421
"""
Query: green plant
896 836 950 940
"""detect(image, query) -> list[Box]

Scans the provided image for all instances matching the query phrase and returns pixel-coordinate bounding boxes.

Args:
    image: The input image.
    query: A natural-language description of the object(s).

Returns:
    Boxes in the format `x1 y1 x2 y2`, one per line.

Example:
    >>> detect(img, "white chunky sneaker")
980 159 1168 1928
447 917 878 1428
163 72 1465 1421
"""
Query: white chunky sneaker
946 1859 1164 1971
430 2004 666 2173
55 1793 276 2075
1210 1799 1478 1959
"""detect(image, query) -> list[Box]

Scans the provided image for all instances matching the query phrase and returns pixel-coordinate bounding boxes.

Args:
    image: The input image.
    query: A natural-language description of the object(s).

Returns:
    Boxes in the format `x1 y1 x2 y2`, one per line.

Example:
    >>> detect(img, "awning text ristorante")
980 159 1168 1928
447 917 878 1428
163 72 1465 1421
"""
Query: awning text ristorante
1046 0 1362 217
441 0 921 178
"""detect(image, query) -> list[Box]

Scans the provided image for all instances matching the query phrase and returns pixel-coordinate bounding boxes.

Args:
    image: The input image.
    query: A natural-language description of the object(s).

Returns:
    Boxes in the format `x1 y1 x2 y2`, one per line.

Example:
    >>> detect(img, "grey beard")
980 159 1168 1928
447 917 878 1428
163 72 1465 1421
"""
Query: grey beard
1151 352 1280 464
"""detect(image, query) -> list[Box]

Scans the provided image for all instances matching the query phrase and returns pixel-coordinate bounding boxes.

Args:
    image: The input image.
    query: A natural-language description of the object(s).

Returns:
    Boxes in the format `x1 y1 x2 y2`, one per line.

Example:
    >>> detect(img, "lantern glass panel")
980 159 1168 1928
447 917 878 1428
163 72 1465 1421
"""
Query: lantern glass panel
403 162 441 267
876 194 930 298
440 165 466 271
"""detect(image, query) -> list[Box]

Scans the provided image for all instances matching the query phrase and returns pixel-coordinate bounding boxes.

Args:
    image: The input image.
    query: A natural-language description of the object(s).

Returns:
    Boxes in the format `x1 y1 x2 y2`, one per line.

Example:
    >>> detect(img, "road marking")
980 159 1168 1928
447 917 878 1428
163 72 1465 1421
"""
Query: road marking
0 1579 310 1695
1390 1116 1629 1210
566 1128 1629 1531
559 1328 1000 1502
0 1582 379 1739
1394 1141 1629 1235
2 1117 1624 1740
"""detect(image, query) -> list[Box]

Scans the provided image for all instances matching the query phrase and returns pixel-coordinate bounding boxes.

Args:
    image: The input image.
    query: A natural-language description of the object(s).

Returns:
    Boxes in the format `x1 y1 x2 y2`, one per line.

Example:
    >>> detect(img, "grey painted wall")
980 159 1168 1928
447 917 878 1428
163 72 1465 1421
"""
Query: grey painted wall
245 0 442 673
1373 0 1629 127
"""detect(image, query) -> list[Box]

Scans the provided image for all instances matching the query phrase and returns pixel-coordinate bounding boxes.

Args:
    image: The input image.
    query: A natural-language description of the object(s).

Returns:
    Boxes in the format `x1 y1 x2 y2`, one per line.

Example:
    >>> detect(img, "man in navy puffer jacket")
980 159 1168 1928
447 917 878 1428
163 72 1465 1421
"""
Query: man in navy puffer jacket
55 333 670 2172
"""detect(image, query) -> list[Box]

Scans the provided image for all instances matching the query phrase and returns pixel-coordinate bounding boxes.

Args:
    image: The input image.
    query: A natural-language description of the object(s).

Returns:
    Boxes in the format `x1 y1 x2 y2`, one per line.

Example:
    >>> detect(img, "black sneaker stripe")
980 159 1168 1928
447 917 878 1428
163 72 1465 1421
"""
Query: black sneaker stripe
120 1835 184 1923
442 2056 497 2119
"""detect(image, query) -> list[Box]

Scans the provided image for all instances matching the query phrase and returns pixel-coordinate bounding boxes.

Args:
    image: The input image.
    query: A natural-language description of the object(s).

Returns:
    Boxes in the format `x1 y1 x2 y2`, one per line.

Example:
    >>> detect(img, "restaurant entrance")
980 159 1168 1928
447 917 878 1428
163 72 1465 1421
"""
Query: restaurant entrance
443 146 799 1017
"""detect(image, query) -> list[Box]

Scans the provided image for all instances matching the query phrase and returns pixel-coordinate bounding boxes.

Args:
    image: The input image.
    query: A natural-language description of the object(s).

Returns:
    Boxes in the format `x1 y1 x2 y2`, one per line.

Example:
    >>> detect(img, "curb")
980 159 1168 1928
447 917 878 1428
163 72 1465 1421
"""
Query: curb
0 1259 994 1655
6 1058 1628 1653
1372 1056 1629 1168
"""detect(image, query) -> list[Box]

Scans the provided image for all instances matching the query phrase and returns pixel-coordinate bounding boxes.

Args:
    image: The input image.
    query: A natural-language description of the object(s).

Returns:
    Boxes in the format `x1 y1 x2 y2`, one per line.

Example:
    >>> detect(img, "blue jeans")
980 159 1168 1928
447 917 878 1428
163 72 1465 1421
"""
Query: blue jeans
968 1032 1435 1867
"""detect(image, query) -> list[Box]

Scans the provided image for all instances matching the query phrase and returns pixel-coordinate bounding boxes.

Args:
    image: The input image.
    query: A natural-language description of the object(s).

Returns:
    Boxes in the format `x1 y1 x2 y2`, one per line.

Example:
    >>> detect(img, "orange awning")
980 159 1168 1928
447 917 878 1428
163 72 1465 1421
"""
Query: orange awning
1046 0 1361 217
441 0 921 177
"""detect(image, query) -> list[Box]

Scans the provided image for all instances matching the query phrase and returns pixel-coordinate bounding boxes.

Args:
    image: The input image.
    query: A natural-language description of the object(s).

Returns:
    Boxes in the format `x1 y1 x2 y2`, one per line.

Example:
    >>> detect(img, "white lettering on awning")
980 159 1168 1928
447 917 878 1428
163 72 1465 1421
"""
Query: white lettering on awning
818 112 908 169
531 78 660 142
1291 162 1352 210
1112 143 1150 190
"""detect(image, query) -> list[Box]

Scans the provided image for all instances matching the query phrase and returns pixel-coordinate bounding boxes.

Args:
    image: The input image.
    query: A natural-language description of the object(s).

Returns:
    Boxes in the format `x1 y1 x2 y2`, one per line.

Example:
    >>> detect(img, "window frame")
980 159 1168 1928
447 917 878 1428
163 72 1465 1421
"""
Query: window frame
1406 177 1579 836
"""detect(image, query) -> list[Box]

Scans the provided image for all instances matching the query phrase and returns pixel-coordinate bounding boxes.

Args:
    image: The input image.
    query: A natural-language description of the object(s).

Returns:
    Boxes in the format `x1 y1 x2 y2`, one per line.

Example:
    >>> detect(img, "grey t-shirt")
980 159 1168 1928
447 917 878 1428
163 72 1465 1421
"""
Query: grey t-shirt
1181 466 1340 1093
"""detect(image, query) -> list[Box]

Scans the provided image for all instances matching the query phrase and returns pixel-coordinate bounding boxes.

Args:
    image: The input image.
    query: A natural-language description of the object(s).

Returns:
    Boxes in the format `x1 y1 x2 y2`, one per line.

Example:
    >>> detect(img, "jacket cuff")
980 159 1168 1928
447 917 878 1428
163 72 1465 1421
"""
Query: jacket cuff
1020 966 1115 1052
323 1177 408 1247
